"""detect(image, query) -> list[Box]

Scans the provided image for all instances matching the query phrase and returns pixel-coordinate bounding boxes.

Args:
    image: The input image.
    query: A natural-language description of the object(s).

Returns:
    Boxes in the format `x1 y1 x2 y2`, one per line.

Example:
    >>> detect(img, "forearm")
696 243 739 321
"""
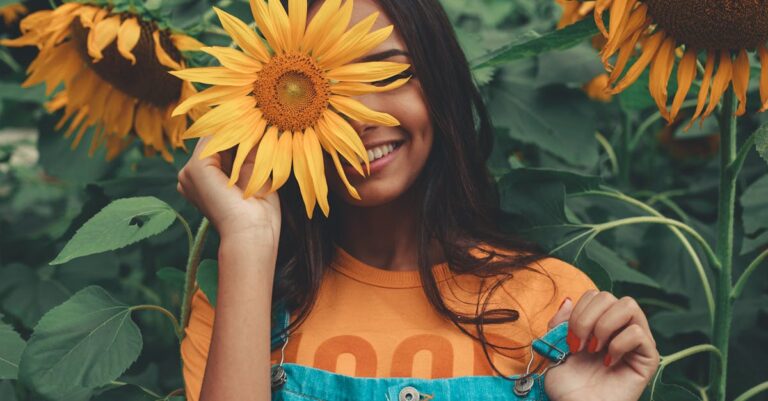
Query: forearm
199 234 277 401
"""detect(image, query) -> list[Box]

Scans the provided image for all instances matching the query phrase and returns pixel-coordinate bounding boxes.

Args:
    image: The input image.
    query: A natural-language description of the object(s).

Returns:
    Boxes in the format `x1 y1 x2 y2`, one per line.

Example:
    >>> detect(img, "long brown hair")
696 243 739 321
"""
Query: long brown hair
273 0 554 379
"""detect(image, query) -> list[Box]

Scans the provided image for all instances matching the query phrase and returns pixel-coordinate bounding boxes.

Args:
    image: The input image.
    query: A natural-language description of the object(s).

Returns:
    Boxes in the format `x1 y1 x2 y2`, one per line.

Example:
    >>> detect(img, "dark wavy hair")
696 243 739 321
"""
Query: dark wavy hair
273 0 554 379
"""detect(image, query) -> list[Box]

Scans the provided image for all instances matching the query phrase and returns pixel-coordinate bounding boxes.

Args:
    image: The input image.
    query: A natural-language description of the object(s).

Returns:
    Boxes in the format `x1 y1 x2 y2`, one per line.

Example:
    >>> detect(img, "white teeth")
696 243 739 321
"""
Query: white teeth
358 142 400 164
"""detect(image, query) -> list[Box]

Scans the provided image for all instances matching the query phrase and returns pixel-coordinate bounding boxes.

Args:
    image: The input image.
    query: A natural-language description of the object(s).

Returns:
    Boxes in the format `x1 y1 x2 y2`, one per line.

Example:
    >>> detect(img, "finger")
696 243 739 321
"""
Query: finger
190 136 222 169
591 296 653 353
604 323 660 375
235 143 260 190
221 147 235 176
548 297 574 330
568 290 616 352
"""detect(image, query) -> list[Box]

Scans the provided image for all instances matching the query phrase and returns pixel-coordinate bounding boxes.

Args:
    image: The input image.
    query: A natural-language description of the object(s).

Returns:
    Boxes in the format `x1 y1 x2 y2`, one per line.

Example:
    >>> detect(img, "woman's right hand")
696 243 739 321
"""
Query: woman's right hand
177 137 281 247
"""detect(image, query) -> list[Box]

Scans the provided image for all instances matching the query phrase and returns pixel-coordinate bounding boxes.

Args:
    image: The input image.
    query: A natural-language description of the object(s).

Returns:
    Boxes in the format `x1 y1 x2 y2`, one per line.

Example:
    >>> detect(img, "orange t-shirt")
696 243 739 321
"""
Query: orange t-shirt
180 244 598 401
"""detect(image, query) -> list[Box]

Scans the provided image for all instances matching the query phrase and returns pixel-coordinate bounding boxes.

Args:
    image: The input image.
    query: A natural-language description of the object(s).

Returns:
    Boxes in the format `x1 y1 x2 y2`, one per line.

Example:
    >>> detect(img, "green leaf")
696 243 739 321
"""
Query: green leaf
156 267 186 293
740 175 768 236
0 264 70 328
0 380 18 401
18 286 142 398
197 260 219 308
471 18 599 69
0 322 25 379
755 122 768 165
92 383 156 401
51 197 178 265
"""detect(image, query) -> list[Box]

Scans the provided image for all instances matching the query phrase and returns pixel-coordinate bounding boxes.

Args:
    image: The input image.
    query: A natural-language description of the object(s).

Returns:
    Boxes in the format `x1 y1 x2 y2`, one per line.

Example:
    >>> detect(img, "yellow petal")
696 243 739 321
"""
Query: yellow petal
200 46 262 74
312 0 354 57
169 66 256 86
268 0 291 52
184 96 256 138
609 28 643 83
327 61 409 82
250 0 284 54
670 48 697 122
269 131 293 192
317 11 379 68
320 110 369 175
117 17 140 65
244 125 279 197
608 31 665 94
229 116 268 186
607 0 635 46
200 109 263 158
321 24 394 70
601 4 646 65
318 131 361 201
301 0 341 53
173 84 253 116
594 0 613 38
154 30 182 70
331 77 410 96
702 50 733 120
648 36 676 123
87 15 120 61
686 50 715 130
303 127 329 217
330 95 399 126
288 0 307 52
213 7 270 63
732 48 750 116
135 104 164 149
291 131 317 218
171 34 205 51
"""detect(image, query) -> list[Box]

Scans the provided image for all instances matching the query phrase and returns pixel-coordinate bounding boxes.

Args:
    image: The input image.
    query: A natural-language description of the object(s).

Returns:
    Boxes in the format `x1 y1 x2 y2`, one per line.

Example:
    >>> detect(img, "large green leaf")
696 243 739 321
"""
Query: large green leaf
51 197 178 264
754 117 768 165
0 322 25 379
471 18 598 69
740 175 768 236
0 380 18 401
18 286 143 398
0 264 70 328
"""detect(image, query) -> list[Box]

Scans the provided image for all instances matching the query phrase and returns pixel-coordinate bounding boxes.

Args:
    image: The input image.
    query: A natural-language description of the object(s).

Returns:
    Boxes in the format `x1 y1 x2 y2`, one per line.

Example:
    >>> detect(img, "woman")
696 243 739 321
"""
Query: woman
177 0 661 400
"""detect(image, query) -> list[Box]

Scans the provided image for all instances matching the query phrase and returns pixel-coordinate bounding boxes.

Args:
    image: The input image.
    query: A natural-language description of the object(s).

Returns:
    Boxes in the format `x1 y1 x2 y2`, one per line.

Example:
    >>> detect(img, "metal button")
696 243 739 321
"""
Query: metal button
399 386 420 401
513 375 534 396
270 365 287 391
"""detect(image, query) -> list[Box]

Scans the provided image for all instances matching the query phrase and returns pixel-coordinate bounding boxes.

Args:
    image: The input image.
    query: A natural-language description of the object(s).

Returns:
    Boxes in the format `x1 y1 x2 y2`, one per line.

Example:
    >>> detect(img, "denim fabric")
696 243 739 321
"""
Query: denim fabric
269 303 571 401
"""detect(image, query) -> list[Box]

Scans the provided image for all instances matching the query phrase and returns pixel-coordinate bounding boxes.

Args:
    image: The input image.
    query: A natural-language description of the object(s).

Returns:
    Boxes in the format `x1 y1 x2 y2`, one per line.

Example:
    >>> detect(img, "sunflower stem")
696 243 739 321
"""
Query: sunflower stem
179 217 211 340
709 86 738 401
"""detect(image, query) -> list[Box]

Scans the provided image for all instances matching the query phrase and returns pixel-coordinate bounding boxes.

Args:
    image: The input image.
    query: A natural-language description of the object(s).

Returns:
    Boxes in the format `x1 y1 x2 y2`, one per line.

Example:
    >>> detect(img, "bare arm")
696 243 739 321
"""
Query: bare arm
199 234 277 401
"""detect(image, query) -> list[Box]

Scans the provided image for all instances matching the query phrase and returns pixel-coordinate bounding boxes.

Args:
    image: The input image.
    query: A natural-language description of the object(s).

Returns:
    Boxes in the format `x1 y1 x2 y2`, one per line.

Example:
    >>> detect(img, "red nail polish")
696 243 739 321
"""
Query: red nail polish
603 354 612 367
588 336 598 353
566 329 581 352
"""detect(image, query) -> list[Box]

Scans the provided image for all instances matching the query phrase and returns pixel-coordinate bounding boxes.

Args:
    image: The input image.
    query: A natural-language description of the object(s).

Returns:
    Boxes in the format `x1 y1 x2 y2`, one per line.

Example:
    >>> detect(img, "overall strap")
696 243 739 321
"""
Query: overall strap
532 321 570 363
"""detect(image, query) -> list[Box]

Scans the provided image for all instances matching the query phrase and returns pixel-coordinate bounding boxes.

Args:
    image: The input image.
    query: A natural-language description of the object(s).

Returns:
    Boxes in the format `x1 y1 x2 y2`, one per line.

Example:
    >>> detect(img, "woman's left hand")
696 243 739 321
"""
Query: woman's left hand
543 290 661 401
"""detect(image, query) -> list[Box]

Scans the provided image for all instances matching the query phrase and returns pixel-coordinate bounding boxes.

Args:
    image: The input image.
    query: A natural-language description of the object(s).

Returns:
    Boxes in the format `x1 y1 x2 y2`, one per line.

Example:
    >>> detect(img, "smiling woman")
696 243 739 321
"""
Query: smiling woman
174 1 659 401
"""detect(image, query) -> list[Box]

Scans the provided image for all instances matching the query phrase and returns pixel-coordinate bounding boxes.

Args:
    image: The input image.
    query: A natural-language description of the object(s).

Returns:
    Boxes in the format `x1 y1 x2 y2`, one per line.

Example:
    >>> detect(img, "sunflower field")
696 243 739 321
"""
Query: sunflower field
0 0 767 400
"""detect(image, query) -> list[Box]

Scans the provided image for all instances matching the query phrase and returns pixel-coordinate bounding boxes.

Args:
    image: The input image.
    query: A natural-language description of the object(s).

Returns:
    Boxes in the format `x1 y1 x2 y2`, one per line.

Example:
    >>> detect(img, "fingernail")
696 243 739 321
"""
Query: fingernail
566 329 581 352
603 354 612 367
587 336 598 353
558 297 572 309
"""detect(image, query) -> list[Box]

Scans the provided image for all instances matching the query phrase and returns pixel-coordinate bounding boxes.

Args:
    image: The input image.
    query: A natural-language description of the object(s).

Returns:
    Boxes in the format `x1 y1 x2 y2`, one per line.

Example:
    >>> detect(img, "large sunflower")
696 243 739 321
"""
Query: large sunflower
171 0 411 218
0 1 207 161
0 3 27 25
589 0 768 128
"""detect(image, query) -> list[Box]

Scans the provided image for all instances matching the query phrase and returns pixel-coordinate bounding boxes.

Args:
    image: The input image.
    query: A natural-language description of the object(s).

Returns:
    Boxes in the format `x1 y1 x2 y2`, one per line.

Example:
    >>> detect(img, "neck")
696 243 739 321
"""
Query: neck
335 186 444 272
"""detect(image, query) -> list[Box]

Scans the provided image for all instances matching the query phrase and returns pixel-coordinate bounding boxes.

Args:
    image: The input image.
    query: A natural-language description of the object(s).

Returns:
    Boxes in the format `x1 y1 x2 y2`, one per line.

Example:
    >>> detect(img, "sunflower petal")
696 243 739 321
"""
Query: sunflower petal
173 84 253 116
323 139 362 201
184 96 256 138
250 0 284 54
331 77 410 96
303 127 329 217
135 104 164 149
594 0 613 38
87 15 120 61
317 12 379 68
609 28 642 83
327 61 409 82
268 0 291 52
116 17 140 65
292 131 317 218
153 30 182 70
288 0 307 52
702 50 733 120
213 7 270 63
322 25 394 70
313 0 354 57
686 50 716 130
171 34 205 51
648 36 676 122
268 131 293 192
601 3 646 64
323 109 369 171
330 95 400 126
169 66 256 86
244 126 279 197
201 46 263 74
201 109 263 158
302 0 341 53
670 48 697 122
608 31 665 94
229 116 268 186
732 48 750 116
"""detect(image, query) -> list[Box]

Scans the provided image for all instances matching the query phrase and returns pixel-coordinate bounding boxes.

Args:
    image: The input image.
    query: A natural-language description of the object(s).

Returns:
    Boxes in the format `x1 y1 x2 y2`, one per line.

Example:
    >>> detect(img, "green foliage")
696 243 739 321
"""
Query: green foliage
755 123 768 165
197 260 218 308
0 322 25 379
51 197 178 265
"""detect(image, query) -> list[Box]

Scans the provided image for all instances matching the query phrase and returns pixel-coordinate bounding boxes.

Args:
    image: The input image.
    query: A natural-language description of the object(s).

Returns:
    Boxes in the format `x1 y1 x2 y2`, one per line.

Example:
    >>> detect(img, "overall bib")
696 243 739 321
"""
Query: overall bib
268 300 573 401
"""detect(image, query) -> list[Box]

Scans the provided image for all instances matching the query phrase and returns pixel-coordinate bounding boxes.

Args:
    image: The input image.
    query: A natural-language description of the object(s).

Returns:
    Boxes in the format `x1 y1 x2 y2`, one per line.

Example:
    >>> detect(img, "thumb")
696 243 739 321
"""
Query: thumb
548 297 574 330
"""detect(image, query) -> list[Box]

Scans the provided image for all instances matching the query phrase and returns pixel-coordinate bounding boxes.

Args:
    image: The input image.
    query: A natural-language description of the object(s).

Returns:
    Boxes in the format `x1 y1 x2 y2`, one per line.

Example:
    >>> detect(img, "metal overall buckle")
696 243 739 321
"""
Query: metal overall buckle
271 333 290 391
513 335 568 396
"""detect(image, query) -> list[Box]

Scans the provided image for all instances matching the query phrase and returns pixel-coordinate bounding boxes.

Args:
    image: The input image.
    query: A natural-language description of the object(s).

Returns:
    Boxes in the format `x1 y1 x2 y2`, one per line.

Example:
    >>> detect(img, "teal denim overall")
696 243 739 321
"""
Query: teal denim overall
268 301 573 401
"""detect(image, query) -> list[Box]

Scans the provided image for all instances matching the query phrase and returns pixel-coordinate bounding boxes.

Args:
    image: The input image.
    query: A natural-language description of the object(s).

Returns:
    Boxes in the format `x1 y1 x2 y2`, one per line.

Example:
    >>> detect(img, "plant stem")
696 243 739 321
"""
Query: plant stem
733 381 768 401
651 344 722 400
595 132 619 175
731 248 768 300
130 305 182 340
179 218 211 339
709 86 738 401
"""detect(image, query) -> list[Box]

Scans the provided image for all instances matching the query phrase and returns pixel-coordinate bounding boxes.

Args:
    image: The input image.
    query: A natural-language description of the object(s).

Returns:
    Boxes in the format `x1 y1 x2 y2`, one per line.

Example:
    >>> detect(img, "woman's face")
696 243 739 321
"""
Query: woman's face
308 0 434 207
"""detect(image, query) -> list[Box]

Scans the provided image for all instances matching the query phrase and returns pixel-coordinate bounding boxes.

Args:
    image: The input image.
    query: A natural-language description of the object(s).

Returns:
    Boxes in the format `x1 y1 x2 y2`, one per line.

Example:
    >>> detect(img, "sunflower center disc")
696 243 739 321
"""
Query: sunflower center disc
644 0 768 50
253 52 330 133
69 15 182 108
